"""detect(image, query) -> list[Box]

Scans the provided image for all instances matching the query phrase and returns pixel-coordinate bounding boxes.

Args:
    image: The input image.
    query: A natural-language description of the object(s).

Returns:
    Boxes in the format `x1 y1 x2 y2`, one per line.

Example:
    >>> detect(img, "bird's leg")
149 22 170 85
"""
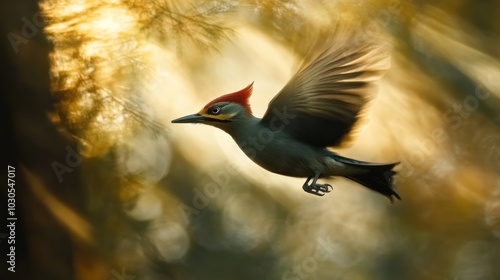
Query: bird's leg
302 172 333 196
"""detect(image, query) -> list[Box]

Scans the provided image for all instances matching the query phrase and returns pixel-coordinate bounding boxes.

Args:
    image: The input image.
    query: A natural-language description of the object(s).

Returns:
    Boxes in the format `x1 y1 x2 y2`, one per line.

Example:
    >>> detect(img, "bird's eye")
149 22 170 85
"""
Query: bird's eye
210 106 221 115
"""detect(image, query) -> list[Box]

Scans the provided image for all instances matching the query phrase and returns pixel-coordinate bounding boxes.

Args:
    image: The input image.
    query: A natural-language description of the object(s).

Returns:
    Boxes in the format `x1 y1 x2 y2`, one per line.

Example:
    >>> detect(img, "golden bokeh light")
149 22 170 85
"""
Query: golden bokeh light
9 0 497 279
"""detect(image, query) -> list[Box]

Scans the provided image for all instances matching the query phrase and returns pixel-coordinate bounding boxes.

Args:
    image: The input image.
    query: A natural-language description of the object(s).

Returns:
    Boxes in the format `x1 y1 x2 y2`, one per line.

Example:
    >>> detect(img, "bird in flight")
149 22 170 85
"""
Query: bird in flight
172 25 400 203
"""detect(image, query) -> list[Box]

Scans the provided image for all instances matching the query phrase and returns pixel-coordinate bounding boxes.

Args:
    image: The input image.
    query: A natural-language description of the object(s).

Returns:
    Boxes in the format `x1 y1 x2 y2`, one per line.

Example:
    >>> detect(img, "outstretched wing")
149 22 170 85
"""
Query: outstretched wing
261 25 391 147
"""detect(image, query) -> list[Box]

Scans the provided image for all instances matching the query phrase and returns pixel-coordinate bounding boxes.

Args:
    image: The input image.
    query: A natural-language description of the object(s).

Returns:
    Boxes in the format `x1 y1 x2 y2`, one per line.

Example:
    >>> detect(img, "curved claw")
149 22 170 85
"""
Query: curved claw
317 183 333 193
302 184 324 196
302 183 333 196
307 189 325 196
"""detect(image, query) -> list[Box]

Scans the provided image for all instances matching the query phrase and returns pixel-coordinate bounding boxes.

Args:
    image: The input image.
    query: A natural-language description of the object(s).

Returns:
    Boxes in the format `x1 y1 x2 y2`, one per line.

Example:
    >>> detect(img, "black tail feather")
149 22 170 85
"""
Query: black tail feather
345 169 400 203
330 155 400 203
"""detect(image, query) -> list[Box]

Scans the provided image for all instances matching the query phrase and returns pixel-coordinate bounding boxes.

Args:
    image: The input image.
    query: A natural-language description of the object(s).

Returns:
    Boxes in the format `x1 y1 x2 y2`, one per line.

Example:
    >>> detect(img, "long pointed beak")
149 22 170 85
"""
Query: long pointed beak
171 113 206 124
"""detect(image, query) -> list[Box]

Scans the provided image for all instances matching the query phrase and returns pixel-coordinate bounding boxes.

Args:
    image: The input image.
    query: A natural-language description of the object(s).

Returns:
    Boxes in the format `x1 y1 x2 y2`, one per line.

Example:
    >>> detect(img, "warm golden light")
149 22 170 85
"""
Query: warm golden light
31 0 500 279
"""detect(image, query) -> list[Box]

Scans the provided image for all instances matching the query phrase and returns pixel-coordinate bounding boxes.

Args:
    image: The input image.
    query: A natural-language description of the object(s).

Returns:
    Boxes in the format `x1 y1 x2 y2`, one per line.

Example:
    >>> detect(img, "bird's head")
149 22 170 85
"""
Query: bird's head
171 83 254 130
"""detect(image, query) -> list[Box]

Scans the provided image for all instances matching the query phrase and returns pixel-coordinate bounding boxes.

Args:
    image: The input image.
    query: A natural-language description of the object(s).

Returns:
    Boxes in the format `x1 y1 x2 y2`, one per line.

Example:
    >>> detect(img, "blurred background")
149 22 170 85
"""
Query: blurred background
2 0 500 279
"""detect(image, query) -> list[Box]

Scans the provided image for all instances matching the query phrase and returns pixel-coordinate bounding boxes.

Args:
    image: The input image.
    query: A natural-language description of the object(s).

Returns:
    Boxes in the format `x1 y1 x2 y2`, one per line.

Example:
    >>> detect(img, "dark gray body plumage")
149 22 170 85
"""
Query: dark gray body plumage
224 116 352 178
202 103 400 201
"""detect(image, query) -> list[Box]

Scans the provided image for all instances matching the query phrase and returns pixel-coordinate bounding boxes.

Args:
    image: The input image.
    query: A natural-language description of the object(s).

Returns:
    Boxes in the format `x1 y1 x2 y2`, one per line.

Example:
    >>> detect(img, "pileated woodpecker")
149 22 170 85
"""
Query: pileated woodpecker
172 27 400 202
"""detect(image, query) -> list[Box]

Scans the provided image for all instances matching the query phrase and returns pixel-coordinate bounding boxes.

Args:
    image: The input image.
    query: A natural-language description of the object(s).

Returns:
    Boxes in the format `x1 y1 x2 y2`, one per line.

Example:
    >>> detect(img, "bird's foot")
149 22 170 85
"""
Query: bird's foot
302 183 333 196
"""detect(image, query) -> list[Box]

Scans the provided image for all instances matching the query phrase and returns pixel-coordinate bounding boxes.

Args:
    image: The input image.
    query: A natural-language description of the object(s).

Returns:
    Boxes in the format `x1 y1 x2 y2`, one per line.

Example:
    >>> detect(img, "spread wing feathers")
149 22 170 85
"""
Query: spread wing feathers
261 26 391 147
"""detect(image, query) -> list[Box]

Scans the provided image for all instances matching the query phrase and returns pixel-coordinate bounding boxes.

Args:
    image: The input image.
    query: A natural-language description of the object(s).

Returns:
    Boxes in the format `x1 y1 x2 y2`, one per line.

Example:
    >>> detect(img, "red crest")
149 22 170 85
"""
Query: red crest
203 83 253 115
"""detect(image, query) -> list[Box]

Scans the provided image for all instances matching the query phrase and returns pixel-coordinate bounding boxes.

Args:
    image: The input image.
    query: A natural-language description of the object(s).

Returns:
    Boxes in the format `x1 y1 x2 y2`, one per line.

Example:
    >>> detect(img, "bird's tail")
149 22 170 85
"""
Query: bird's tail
332 155 401 203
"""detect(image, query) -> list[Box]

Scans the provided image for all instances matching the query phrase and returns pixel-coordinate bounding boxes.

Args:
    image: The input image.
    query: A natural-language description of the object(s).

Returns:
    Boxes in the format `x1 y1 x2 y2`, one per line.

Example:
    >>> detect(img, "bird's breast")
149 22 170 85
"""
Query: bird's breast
232 129 327 178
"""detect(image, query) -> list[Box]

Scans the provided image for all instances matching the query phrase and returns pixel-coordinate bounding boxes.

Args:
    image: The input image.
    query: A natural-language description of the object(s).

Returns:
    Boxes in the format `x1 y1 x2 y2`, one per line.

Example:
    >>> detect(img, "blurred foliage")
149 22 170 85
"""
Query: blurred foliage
3 0 500 280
